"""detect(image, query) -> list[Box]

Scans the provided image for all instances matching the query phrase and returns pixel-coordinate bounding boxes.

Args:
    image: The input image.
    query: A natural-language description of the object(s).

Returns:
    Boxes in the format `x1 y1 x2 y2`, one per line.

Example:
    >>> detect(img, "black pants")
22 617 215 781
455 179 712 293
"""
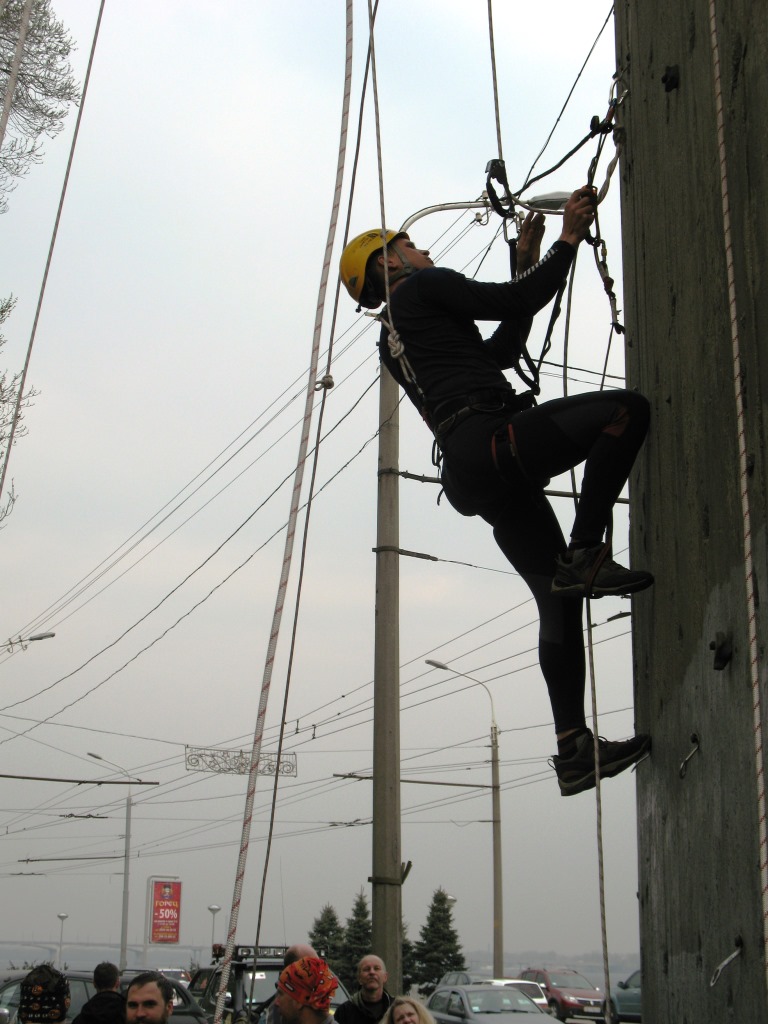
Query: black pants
438 389 650 733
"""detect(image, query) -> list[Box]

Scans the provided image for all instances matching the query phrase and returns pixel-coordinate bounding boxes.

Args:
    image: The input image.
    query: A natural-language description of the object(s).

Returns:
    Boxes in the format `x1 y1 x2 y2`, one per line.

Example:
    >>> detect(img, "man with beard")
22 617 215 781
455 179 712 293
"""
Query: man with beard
126 972 174 1024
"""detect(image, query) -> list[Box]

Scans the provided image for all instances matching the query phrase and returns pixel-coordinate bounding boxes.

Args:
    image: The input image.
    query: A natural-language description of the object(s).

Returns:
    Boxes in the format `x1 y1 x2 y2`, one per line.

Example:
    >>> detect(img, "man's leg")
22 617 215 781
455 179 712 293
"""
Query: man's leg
485 487 587 734
509 390 654 596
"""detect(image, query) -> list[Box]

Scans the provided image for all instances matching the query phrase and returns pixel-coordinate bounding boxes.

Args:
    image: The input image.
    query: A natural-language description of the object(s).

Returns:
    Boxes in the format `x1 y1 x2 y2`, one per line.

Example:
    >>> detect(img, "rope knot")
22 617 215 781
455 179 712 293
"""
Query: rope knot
387 330 405 359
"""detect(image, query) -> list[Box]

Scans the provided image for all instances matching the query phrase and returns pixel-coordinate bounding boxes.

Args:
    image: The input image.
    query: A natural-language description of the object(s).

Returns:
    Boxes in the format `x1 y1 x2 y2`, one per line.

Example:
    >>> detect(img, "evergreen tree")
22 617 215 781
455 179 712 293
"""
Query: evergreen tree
402 923 416 994
337 889 372 992
308 903 346 973
413 888 465 996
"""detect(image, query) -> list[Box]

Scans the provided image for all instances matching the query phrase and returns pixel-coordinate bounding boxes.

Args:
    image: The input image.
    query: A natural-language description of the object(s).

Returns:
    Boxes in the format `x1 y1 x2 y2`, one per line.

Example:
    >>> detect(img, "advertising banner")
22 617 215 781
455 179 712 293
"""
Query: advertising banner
150 879 182 943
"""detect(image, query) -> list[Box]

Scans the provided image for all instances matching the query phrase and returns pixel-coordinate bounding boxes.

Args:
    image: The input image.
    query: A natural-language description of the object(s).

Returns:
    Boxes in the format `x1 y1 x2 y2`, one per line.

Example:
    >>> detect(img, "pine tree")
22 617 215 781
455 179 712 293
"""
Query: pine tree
402 923 416 994
413 888 465 996
336 889 372 992
308 904 346 974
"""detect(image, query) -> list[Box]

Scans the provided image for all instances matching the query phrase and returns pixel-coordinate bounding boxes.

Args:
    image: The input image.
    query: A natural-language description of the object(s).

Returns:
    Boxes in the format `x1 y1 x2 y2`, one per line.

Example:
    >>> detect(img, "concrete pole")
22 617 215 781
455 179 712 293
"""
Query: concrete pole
120 792 132 971
489 721 503 978
426 661 503 977
56 913 68 969
371 366 402 995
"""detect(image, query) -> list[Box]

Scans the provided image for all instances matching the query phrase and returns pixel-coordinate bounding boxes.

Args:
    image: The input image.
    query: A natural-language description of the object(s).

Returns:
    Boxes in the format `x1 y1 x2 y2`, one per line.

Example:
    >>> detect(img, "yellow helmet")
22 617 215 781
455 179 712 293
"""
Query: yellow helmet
339 229 402 308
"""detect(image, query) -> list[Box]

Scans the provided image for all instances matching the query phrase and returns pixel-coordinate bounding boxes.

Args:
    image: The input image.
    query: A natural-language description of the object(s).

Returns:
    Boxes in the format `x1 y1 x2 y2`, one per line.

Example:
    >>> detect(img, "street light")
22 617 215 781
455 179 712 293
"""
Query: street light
426 660 504 977
88 752 133 971
207 904 221 947
56 912 68 968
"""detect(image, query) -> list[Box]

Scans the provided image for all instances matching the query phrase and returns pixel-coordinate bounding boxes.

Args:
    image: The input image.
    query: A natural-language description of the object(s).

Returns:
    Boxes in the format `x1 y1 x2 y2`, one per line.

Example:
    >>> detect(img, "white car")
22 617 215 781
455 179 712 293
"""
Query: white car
504 981 550 1014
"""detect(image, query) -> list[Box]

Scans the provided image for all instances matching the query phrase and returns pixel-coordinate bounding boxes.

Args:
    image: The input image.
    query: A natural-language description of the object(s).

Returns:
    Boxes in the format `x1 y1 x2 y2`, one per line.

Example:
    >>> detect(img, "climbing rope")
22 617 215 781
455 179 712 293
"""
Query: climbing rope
486 0 505 162
211 4 354 1022
707 0 768 990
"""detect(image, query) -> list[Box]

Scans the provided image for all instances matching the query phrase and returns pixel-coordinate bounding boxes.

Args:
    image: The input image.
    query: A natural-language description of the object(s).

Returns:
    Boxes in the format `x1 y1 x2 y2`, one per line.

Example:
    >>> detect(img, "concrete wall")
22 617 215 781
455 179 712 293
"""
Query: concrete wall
614 0 768 1020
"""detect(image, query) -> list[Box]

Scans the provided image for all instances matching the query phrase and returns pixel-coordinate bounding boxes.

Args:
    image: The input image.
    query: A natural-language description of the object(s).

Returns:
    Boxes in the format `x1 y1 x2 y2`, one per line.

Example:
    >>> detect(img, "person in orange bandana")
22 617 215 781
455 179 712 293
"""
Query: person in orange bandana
275 957 339 1024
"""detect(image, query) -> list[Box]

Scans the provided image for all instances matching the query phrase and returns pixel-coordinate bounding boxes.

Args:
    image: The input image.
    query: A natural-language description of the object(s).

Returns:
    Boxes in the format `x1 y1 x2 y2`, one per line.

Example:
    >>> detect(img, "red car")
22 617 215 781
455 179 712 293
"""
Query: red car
519 968 602 1021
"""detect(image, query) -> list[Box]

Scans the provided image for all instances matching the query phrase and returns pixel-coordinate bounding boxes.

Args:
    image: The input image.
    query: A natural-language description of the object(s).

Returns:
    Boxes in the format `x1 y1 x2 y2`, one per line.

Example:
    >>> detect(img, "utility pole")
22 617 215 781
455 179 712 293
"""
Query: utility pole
614 1 768 1021
120 792 131 972
370 367 403 995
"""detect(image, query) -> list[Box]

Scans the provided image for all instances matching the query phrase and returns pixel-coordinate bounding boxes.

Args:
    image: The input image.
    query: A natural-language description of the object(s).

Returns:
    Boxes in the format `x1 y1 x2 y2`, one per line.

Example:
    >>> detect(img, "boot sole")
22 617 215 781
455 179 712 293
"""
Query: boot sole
557 737 652 796
551 575 655 598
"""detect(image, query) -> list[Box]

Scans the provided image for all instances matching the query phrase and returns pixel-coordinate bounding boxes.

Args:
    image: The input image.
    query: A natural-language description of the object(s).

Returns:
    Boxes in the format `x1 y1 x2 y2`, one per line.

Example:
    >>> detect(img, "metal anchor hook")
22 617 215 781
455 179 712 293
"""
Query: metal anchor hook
710 936 743 987
679 733 700 778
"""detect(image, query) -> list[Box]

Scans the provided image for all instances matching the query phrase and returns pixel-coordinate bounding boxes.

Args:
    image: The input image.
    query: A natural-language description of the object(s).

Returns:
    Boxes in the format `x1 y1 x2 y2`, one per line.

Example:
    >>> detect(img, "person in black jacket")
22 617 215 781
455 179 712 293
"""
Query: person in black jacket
333 957 391 1024
340 189 654 796
73 963 125 1024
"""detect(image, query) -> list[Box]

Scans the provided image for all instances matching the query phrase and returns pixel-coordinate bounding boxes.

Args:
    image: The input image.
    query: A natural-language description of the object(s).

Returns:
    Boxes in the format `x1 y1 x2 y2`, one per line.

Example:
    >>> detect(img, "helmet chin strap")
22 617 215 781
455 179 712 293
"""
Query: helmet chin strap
383 241 415 288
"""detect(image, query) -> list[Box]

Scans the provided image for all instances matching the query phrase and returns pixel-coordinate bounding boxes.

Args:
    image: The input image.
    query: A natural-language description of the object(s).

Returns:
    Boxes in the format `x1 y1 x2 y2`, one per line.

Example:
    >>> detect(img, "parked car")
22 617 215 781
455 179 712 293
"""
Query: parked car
503 980 550 1014
189 945 350 1024
428 983 549 1021
437 973 493 987
120 972 206 1024
0 969 203 1024
518 968 602 1021
602 970 641 1023
157 968 192 988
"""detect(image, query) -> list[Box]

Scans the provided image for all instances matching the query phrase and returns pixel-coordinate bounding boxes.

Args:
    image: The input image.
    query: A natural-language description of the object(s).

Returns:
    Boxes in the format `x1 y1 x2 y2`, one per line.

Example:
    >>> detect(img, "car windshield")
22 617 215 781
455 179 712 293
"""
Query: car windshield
548 973 595 990
241 971 279 1004
467 991 540 1014
506 984 541 1001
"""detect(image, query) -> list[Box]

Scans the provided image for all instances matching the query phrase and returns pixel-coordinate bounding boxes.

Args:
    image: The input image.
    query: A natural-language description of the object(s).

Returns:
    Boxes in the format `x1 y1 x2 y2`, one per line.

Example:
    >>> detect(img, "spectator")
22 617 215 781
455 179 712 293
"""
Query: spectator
126 972 174 1024
73 963 125 1024
381 998 434 1024
273 957 337 1024
333 957 391 1024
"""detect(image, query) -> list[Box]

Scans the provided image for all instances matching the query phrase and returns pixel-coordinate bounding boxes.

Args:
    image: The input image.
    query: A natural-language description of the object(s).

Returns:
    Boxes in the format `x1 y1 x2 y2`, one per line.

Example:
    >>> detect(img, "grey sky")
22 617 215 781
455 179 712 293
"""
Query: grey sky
0 1 644 967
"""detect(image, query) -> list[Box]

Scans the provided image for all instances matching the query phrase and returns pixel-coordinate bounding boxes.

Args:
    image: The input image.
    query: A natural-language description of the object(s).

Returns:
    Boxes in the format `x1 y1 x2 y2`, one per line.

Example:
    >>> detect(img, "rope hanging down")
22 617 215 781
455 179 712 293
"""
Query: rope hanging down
211 5 354 1023
478 23 635 1016
708 0 768 993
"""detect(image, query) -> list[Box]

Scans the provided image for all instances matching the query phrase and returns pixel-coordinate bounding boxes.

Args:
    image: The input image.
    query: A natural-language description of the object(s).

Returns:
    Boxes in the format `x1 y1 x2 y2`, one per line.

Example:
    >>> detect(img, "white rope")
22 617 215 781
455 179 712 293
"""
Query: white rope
557 135 618 1020
365 0 423 399
708 0 768 990
211 3 354 1020
585 605 613 1021
486 0 504 161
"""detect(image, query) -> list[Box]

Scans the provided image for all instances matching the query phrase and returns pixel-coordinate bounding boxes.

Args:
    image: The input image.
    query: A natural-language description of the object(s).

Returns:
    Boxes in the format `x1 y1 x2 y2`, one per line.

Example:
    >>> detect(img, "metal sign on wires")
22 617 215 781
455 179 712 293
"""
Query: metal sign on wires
184 746 297 777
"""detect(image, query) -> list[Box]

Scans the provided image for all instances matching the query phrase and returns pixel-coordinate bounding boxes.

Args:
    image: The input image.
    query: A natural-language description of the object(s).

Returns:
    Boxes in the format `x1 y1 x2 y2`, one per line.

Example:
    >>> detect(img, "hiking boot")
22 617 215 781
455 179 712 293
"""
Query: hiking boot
552 730 651 796
551 545 654 598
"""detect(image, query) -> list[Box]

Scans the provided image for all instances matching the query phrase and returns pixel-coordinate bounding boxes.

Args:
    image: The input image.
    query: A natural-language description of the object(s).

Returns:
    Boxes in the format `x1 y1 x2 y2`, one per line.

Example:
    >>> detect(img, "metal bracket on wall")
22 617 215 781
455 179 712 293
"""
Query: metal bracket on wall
679 733 700 778
710 632 733 670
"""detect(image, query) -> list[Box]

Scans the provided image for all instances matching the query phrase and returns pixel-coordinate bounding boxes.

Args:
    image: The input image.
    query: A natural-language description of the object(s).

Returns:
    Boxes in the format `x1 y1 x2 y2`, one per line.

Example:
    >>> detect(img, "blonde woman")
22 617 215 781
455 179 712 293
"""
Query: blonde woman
381 997 435 1024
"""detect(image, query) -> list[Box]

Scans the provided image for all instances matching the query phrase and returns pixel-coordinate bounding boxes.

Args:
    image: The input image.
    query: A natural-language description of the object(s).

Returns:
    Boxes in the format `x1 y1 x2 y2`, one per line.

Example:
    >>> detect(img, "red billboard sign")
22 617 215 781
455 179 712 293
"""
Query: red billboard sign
150 880 182 943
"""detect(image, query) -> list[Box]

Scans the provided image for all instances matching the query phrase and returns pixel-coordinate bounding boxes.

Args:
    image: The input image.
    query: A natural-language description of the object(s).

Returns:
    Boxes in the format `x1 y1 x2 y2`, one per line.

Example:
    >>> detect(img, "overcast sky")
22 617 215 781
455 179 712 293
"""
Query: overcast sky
0 0 646 972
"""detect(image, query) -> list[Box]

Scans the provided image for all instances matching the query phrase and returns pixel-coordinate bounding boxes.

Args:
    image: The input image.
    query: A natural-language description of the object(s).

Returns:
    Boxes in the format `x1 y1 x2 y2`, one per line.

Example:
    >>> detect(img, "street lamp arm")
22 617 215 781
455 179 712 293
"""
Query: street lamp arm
425 659 497 726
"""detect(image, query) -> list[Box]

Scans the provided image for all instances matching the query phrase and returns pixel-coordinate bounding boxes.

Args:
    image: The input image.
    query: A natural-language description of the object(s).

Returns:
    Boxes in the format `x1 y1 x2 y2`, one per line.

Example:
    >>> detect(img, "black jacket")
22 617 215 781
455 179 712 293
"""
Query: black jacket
333 991 392 1024
72 989 126 1024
